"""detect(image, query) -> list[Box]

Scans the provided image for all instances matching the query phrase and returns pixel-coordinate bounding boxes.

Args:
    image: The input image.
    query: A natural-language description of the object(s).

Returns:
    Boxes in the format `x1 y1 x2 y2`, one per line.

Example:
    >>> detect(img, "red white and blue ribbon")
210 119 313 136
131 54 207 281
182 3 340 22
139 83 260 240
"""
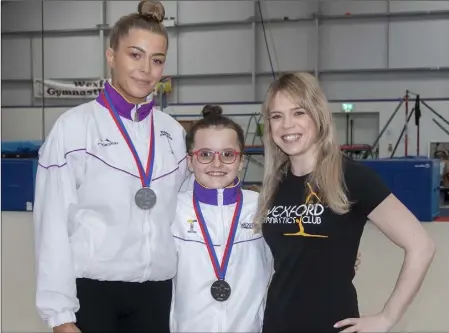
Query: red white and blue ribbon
102 91 155 188
193 191 243 281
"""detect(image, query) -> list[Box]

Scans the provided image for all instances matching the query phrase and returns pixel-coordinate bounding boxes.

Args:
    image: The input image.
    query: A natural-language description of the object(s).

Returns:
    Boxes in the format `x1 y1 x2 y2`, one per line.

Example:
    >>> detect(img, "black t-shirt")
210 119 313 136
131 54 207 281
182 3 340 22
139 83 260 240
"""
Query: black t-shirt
262 156 391 333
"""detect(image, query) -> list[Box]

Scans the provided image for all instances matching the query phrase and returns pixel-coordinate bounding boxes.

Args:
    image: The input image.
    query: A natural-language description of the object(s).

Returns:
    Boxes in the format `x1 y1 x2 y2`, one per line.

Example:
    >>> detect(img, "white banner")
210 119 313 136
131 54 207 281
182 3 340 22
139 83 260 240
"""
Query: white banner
33 78 110 99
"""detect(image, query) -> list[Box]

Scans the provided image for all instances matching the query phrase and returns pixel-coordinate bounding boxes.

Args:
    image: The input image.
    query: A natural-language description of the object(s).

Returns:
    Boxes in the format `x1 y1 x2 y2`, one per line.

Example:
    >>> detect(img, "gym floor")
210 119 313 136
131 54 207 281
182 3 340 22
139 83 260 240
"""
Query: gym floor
1 212 448 332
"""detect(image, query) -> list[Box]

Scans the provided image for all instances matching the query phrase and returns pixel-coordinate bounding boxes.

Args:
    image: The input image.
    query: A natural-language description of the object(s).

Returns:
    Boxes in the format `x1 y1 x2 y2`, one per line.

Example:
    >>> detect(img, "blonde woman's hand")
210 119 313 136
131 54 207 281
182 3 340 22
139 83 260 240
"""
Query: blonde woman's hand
334 313 394 333
53 323 81 333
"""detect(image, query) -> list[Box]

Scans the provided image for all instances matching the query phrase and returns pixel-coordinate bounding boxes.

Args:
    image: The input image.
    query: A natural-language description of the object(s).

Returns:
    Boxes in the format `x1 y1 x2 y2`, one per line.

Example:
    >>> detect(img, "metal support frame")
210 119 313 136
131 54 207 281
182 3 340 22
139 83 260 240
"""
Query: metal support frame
99 1 107 79
432 119 449 136
251 0 257 102
314 1 320 79
41 0 45 141
362 97 405 159
386 0 391 68
3 9 449 38
175 1 180 104
390 106 415 158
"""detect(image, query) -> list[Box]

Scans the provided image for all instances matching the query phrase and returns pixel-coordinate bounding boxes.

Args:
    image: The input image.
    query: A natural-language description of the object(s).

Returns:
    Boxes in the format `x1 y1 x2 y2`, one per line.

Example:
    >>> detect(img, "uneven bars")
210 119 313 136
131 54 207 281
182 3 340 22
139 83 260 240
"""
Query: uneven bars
408 90 449 126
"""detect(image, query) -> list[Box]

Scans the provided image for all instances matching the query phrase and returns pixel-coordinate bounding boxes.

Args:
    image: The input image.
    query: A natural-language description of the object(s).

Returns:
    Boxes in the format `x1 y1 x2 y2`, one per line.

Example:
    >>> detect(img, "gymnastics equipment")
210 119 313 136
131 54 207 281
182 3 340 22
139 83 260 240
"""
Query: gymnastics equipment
363 90 449 159
432 118 449 136
362 97 404 159
242 113 264 183
362 158 440 221
1 141 41 211
391 91 449 158
153 76 172 111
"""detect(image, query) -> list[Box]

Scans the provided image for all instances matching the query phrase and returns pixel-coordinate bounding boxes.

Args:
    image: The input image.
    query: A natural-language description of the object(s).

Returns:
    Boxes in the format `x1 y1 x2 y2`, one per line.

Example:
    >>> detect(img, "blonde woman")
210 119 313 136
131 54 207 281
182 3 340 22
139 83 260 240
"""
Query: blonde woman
256 73 435 333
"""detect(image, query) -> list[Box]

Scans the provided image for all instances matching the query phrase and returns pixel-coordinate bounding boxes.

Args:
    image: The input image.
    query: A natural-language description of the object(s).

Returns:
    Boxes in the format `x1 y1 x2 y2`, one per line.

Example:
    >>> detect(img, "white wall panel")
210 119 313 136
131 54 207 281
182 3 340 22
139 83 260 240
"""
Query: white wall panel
333 112 380 146
177 77 253 103
1 1 43 32
31 38 43 79
256 76 274 102
43 1 102 31
319 20 387 70
348 113 379 145
333 113 348 144
32 36 103 79
320 1 388 15
321 73 449 100
1 85 34 107
1 108 44 141
177 1 253 24
390 0 449 12
106 1 177 25
178 26 252 75
256 23 316 72
1 38 33 79
164 31 179 76
261 0 316 18
389 19 449 68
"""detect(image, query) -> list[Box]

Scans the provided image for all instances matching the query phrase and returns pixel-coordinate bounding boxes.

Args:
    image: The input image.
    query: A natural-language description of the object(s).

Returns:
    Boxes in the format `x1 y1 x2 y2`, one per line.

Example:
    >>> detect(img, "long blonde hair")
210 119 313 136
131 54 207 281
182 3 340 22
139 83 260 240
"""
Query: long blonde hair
255 72 350 228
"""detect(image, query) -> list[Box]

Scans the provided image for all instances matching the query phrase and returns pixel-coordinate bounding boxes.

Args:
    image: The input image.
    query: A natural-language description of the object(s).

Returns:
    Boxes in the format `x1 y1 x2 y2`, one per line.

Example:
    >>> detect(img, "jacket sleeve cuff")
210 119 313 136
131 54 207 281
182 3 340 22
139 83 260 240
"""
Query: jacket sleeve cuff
48 311 77 328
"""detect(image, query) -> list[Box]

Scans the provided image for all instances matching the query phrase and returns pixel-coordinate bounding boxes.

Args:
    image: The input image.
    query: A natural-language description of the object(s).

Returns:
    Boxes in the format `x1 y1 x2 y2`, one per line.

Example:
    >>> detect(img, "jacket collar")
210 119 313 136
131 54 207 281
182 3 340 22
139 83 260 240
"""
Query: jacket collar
96 81 155 122
193 178 241 206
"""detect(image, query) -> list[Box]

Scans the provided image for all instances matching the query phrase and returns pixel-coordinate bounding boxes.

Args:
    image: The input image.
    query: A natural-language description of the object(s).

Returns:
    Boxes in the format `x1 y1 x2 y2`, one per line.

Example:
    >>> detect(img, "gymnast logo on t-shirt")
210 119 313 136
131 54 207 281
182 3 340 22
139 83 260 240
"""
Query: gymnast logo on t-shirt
265 183 328 238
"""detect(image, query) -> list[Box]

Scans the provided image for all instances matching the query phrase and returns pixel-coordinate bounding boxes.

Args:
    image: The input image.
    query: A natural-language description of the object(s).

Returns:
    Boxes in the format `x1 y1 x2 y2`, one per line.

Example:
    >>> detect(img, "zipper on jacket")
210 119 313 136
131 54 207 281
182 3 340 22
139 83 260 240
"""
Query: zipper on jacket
217 188 225 248
134 104 139 122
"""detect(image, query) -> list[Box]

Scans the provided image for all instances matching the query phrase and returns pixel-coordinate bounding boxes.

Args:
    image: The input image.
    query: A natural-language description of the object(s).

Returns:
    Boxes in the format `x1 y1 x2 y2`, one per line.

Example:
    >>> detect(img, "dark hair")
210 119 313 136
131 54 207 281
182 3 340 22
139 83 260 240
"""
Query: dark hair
109 0 168 51
185 105 245 153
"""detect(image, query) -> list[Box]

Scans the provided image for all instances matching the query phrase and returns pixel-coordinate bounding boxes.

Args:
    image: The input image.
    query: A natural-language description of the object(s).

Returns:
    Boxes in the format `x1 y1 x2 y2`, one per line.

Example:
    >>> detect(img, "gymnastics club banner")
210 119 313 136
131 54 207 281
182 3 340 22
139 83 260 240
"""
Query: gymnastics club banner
33 77 173 99
33 79 109 99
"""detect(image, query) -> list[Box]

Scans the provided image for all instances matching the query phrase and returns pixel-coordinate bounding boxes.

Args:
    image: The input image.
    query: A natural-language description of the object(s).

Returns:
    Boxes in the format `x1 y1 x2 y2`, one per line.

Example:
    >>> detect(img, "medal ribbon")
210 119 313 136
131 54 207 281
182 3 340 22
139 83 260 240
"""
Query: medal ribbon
193 191 243 281
101 91 155 188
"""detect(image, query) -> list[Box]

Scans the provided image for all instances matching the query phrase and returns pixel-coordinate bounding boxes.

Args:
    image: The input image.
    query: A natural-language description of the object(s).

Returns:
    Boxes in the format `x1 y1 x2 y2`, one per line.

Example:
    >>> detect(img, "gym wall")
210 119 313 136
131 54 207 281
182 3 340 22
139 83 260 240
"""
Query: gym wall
2 1 449 149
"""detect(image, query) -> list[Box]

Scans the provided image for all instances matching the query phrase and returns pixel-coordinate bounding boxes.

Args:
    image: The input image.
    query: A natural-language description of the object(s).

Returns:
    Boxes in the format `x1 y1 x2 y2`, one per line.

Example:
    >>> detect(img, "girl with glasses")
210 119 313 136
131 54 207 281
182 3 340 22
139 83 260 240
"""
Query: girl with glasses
169 105 273 332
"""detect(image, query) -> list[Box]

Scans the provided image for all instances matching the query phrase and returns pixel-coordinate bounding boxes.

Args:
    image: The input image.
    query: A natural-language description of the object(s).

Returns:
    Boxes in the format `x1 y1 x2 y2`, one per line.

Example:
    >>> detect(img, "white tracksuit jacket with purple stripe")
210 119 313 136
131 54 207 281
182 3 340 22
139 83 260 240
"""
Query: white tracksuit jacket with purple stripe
33 82 193 328
170 182 274 333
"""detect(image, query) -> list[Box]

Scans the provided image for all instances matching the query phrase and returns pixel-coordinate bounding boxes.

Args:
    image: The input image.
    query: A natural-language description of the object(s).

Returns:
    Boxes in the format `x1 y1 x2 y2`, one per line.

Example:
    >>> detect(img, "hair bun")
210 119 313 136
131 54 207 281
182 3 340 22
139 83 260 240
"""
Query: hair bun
138 0 165 23
201 105 223 119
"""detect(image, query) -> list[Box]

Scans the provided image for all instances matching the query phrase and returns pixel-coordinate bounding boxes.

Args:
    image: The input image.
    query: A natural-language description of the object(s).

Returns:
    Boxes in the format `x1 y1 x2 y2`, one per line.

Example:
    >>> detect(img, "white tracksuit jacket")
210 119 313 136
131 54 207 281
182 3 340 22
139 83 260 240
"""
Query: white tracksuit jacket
170 181 274 333
33 82 192 328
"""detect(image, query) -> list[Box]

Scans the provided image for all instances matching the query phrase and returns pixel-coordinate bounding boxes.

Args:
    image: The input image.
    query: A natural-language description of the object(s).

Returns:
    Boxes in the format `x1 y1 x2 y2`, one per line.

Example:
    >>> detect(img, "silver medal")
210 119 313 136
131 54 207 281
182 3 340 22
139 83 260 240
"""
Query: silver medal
135 187 157 210
211 279 231 302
